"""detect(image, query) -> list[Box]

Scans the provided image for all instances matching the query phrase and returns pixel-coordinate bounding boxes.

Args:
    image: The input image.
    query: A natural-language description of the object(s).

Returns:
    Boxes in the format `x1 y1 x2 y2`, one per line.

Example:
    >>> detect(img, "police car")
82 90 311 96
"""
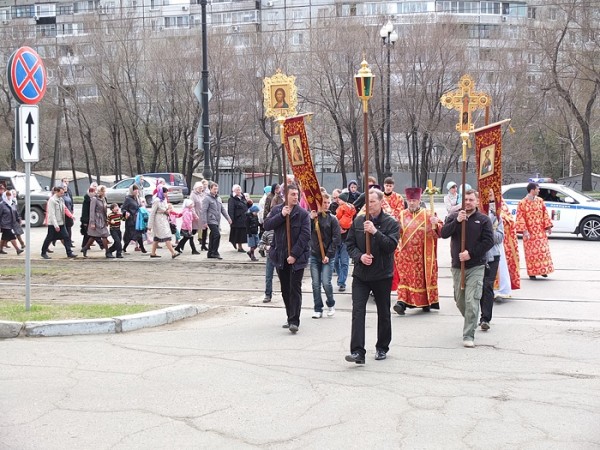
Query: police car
502 181 600 241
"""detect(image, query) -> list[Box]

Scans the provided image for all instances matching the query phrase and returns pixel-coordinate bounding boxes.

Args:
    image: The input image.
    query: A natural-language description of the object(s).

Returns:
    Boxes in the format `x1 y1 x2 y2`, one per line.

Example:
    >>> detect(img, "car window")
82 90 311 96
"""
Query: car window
114 179 134 189
143 180 151 188
541 189 571 203
503 187 528 200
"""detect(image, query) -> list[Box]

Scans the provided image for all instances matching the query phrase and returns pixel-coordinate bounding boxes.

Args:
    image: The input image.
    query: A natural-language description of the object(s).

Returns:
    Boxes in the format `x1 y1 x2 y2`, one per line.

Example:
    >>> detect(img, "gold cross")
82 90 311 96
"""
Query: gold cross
441 75 491 133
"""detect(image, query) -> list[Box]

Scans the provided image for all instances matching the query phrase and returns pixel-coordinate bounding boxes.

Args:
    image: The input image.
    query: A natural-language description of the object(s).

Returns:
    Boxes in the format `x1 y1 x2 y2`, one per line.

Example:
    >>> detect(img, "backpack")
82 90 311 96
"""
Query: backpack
136 207 149 231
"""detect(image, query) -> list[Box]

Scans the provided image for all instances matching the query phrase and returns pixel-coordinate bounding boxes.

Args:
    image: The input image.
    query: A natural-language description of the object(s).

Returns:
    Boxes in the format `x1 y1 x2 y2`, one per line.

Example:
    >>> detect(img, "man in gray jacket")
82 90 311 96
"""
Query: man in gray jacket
41 187 77 259
201 182 232 260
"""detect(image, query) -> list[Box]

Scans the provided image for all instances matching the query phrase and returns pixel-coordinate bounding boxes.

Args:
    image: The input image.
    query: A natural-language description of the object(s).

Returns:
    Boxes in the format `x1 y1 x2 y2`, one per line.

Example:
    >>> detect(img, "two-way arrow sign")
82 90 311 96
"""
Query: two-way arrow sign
19 105 39 162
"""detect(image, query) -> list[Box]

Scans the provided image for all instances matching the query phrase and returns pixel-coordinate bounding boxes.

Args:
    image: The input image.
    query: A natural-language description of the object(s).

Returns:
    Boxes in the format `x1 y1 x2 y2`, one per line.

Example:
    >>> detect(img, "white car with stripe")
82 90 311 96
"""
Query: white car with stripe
502 183 600 241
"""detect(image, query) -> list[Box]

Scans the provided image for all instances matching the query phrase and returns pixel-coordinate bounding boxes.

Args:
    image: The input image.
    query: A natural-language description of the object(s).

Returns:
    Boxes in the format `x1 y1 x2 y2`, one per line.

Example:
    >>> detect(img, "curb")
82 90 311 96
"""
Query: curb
0 304 209 339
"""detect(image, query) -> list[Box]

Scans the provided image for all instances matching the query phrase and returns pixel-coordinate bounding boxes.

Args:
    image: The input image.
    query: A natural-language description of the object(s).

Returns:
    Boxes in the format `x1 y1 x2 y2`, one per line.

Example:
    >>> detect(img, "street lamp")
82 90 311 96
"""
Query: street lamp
354 58 375 254
200 0 212 181
380 20 397 179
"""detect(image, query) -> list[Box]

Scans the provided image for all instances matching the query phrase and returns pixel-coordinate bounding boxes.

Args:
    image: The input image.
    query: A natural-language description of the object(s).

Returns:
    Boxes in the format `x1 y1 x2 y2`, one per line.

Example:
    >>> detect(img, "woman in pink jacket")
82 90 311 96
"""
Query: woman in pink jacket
174 199 199 254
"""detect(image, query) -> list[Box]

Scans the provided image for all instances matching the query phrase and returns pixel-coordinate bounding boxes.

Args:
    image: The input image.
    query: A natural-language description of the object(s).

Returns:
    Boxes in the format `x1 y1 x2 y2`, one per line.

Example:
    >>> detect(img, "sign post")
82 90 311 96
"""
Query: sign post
7 46 47 311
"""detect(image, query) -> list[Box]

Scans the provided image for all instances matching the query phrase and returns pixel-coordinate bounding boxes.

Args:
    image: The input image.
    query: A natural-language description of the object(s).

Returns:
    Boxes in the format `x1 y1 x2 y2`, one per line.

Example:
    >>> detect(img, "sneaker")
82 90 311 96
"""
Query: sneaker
282 323 290 329
480 321 490 331
289 324 299 333
327 306 335 317
338 285 346 292
312 311 322 319
263 296 271 303
463 340 475 348
41 254 51 260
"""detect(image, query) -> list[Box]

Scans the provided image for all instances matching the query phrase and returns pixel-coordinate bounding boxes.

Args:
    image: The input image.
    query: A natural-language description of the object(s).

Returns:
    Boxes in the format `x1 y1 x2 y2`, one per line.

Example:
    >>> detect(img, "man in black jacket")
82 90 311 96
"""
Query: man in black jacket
345 188 400 364
264 185 311 334
309 193 341 319
441 189 494 348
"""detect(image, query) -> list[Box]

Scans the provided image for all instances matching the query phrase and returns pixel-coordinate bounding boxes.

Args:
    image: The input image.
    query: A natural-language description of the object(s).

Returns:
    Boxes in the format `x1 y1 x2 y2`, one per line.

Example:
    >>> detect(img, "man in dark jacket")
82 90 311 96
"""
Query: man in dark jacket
345 188 400 364
309 193 341 319
264 184 311 334
441 189 494 348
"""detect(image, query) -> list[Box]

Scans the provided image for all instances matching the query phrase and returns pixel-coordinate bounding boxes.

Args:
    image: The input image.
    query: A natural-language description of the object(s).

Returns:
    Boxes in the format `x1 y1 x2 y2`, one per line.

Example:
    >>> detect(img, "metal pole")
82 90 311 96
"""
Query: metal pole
200 0 212 181
384 36 392 178
25 160 31 311
363 105 371 255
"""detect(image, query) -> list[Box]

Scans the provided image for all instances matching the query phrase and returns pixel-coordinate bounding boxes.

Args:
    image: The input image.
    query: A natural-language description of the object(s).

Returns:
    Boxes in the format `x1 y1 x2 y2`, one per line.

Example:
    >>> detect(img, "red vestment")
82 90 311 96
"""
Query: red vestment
395 208 440 307
382 191 405 291
516 196 554 276
494 201 521 290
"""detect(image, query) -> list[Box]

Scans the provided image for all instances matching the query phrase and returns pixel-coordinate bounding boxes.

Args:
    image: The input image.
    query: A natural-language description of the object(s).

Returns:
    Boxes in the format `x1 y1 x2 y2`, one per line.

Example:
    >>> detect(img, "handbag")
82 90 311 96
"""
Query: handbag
181 229 192 238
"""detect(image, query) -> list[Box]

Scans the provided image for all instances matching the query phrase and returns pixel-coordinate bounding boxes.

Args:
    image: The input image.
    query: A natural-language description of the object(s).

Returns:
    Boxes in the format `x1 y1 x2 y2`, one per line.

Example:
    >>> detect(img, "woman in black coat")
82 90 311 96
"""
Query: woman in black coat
227 184 249 252
121 185 146 253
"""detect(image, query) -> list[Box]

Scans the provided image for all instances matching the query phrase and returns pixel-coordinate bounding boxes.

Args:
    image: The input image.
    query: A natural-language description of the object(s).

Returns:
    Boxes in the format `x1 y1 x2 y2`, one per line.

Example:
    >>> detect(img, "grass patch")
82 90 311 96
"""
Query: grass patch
0 301 157 322
0 267 60 277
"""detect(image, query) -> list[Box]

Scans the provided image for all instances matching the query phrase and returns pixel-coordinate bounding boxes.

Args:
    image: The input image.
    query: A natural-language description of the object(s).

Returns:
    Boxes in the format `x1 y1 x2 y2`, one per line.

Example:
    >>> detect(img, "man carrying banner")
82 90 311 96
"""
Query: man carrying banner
264 184 311 333
393 187 441 315
516 182 554 280
345 188 399 364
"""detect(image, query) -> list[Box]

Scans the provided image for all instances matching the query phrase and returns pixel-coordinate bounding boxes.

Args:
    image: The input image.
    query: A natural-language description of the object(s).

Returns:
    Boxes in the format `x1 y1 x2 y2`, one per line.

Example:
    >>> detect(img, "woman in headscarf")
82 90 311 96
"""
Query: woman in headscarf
82 185 113 258
147 186 180 258
190 181 208 251
0 190 23 255
227 184 249 252
121 184 147 253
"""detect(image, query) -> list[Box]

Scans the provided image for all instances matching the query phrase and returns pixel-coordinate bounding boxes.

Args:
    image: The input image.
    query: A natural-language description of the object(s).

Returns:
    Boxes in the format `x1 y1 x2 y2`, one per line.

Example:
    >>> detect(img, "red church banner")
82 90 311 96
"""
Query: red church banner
474 123 502 214
282 115 322 211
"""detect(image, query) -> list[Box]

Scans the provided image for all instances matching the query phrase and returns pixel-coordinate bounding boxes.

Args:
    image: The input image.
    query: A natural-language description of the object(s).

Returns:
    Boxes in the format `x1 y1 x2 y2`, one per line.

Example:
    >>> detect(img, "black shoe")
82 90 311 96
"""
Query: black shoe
258 249 265 257
81 247 88 258
480 321 490 331
106 252 115 259
67 254 77 259
345 352 365 364
150 254 161 258
541 274 548 278
47 249 54 253
422 306 431 312
289 324 299 333
172 252 181 259
374 350 387 361
207 254 222 259
529 275 536 280
237 248 246 253
282 323 290 329
201 245 209 251
41 254 51 260
393 302 406 316
338 285 346 292
116 254 124 259
192 250 201 255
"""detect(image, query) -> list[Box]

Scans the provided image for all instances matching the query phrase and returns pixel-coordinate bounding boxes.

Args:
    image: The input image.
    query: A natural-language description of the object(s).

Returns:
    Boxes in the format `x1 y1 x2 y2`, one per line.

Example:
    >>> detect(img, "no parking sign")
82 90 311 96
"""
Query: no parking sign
7 46 47 105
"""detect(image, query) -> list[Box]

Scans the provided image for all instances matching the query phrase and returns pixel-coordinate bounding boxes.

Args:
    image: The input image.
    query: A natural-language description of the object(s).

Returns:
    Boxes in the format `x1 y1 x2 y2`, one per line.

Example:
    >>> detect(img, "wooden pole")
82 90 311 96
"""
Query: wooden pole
278 117 292 256
460 132 468 289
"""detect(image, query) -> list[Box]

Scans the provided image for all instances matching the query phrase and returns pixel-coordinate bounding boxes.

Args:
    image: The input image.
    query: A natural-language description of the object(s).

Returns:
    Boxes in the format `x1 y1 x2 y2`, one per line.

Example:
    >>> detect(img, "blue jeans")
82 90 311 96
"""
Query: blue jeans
265 256 275 297
310 255 335 312
334 241 349 288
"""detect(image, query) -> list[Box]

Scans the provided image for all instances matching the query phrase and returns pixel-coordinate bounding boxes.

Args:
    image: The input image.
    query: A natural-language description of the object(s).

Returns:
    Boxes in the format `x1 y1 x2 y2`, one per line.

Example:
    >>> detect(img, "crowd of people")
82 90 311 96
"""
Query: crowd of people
1 175 555 360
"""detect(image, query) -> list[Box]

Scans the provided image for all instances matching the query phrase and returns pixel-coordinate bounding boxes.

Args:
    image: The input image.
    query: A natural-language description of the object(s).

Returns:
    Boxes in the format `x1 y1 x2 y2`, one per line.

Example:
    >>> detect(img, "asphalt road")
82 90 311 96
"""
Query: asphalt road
1 203 599 448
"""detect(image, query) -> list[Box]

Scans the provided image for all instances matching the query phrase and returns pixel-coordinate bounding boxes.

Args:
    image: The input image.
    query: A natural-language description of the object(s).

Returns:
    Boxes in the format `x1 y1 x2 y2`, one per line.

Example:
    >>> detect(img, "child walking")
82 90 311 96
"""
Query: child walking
245 205 260 261
175 200 199 254
107 203 124 258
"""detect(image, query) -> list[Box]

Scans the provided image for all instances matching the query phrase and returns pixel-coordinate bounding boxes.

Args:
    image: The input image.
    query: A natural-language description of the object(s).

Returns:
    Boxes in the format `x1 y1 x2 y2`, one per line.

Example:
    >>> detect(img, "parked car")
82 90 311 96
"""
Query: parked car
0 171 50 227
142 172 189 196
105 176 184 206
502 182 600 241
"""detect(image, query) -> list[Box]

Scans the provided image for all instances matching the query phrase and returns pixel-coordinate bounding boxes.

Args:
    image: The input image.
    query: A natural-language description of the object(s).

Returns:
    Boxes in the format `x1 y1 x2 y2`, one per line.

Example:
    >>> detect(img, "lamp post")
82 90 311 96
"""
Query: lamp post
380 20 397 179
354 58 375 254
200 0 212 181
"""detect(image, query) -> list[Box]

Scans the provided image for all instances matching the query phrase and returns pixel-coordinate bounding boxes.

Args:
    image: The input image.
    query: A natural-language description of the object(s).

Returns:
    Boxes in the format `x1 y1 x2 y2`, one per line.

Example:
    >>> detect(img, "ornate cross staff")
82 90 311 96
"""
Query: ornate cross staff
441 75 490 289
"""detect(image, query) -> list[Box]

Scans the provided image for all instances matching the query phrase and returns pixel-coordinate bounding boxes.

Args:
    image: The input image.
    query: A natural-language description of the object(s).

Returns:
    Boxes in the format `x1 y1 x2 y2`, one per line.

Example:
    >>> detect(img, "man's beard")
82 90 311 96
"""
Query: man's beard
409 205 420 213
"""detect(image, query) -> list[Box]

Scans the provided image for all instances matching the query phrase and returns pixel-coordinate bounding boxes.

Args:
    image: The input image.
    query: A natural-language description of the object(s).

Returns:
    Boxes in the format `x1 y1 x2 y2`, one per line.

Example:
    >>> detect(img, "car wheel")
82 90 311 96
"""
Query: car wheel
580 216 600 241
29 207 44 227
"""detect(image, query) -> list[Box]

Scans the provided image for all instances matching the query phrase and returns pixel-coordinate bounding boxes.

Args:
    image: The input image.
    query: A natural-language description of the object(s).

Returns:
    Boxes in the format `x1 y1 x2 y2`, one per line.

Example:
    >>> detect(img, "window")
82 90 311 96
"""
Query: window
527 6 536 19
292 31 304 45
503 187 527 200
77 85 98 98
12 5 34 18
58 23 74 35
365 2 387 15
35 4 56 17
291 10 303 22
480 1 500 14
549 8 557 20
400 2 429 13
58 5 73 15
0 9 8 21
527 52 536 64
37 24 57 38
337 3 357 17
164 15 189 28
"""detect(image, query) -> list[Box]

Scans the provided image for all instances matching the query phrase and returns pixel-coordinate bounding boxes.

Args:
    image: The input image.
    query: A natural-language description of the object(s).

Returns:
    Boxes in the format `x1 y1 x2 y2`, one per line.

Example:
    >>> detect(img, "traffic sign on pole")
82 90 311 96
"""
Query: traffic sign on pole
19 105 39 162
7 46 47 105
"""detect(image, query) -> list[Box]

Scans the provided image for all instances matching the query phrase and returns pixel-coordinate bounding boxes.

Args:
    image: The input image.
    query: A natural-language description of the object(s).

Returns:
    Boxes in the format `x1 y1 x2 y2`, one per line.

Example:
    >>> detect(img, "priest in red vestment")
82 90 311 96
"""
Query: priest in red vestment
515 182 554 279
393 187 441 315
